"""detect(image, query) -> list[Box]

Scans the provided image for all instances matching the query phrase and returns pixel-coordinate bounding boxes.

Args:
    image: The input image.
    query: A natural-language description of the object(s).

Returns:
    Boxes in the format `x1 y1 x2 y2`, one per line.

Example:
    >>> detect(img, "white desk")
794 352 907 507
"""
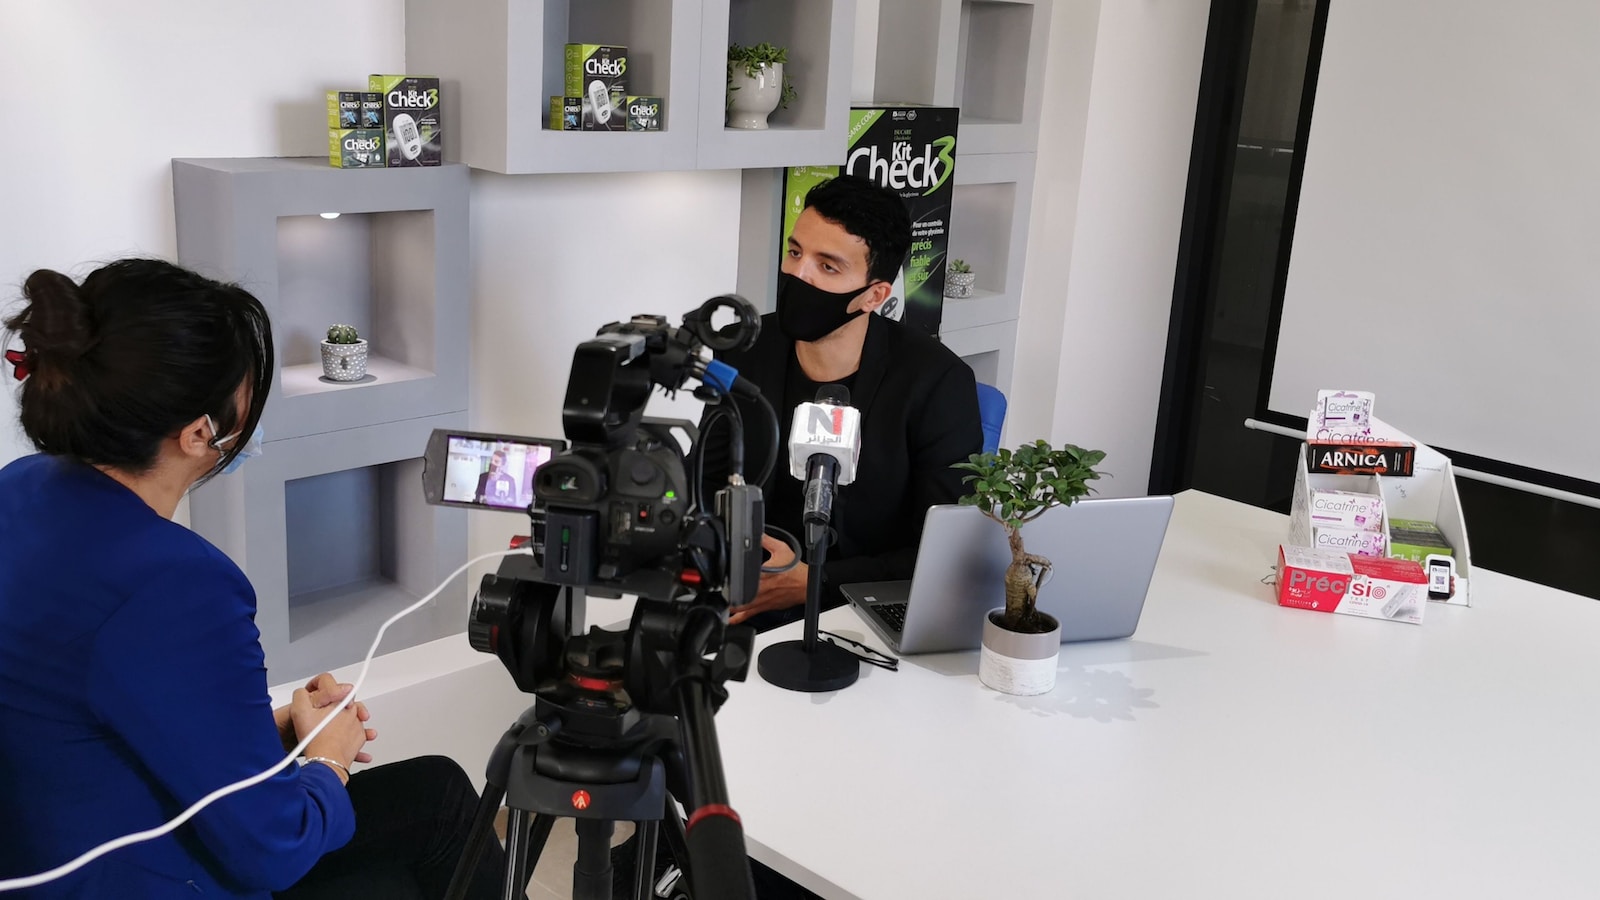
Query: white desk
714 490 1600 899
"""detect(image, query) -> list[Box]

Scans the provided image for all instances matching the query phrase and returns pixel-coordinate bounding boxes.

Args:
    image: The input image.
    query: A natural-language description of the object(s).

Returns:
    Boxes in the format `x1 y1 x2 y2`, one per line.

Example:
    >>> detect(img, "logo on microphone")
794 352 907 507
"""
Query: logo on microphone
805 406 846 445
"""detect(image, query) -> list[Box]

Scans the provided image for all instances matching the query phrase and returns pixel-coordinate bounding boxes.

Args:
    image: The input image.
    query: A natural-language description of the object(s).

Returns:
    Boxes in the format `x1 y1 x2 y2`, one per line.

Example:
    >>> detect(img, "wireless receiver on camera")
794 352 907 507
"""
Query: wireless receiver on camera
757 385 865 693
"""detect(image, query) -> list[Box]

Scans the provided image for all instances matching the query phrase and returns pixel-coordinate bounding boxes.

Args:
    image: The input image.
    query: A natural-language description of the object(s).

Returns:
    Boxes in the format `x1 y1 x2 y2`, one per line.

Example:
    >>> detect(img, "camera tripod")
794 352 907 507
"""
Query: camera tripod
444 699 694 900
445 598 757 900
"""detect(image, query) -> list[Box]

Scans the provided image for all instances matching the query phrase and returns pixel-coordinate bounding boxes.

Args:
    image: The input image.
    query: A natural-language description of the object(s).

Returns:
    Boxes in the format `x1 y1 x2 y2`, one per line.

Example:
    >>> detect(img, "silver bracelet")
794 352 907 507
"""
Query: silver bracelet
303 756 351 779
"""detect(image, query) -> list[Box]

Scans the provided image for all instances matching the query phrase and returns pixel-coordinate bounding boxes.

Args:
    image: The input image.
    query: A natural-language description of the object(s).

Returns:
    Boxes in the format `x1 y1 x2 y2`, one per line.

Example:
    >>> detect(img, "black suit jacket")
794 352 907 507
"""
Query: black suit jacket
704 313 983 595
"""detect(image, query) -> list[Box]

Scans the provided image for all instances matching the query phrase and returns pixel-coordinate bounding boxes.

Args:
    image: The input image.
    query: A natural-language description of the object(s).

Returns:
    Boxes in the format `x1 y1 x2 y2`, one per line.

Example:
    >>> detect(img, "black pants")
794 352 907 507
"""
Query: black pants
274 755 506 900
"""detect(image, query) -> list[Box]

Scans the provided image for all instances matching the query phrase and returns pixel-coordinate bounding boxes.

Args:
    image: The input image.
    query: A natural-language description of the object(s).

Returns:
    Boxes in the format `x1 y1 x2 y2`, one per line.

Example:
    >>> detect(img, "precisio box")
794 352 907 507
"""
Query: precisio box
1277 545 1428 625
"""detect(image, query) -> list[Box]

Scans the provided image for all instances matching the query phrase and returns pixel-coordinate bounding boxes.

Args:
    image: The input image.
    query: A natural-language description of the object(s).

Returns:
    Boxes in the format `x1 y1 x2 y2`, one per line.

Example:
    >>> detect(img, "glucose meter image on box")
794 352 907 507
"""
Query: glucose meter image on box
588 80 613 125
392 113 424 161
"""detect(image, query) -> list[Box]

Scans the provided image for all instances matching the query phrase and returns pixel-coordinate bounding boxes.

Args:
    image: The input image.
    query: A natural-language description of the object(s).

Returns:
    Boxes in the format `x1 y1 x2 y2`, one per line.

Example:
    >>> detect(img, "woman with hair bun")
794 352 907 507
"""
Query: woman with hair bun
0 259 504 899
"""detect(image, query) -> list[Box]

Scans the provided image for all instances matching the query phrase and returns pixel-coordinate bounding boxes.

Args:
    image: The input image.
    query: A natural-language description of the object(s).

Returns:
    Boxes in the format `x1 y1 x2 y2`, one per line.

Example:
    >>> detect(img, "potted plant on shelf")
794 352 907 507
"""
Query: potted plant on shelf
320 324 368 382
727 41 798 130
944 258 976 299
955 441 1108 695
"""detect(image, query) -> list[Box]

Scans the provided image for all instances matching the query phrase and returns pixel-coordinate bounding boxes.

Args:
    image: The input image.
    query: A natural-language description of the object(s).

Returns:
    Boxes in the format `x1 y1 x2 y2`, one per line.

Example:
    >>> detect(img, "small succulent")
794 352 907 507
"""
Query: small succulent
948 259 973 274
326 324 361 344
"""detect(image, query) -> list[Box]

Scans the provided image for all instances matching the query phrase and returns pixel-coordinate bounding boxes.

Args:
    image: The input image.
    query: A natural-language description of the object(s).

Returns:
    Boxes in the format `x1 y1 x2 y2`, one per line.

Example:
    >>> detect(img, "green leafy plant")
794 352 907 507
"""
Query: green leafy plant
727 42 798 110
948 259 973 275
954 441 1108 633
325 324 361 344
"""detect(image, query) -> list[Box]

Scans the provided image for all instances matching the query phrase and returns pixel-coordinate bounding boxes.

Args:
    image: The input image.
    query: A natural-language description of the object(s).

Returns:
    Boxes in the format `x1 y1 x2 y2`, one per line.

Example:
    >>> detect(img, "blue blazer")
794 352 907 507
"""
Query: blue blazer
0 456 355 898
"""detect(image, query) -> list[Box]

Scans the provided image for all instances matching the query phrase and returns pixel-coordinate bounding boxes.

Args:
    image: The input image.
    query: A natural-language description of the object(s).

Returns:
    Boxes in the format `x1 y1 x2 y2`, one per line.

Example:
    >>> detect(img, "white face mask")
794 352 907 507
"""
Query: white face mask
205 415 264 475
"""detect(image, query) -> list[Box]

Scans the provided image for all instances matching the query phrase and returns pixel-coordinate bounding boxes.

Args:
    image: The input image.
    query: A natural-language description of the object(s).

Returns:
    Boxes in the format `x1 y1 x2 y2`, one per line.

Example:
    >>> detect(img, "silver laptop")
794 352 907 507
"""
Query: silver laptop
840 496 1174 655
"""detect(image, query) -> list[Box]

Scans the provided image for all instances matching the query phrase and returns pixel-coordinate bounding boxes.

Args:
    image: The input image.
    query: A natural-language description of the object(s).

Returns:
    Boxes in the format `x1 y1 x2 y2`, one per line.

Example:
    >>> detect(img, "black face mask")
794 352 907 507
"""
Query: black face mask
775 272 878 343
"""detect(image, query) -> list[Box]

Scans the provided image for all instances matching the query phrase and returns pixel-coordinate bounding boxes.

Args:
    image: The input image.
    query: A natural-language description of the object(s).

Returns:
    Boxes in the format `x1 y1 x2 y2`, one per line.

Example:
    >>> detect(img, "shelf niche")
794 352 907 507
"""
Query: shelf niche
277 211 437 397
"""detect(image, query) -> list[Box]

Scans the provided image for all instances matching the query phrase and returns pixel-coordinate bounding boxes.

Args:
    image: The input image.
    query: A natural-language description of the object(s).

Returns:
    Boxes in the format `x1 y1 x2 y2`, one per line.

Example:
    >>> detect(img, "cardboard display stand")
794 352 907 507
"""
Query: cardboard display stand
1289 415 1473 606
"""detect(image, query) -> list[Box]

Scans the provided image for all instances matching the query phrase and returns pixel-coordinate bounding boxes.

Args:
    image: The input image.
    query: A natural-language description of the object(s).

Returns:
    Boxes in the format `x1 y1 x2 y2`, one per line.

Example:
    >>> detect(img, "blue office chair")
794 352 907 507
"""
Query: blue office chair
975 383 1007 454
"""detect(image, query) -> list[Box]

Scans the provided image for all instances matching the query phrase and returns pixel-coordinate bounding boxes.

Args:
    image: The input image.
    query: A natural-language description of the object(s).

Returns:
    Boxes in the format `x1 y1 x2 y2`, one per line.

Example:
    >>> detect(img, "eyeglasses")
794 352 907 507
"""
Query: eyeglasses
818 630 899 672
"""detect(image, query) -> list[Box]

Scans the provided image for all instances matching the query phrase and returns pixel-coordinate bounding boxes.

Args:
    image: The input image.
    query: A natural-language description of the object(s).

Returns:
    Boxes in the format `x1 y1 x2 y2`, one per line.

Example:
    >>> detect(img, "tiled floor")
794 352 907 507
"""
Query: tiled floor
494 808 637 900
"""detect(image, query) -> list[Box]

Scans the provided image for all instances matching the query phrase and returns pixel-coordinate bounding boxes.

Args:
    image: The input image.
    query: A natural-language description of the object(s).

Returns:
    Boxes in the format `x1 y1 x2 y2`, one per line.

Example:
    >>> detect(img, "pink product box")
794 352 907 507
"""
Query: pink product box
1309 490 1384 533
1313 526 1387 558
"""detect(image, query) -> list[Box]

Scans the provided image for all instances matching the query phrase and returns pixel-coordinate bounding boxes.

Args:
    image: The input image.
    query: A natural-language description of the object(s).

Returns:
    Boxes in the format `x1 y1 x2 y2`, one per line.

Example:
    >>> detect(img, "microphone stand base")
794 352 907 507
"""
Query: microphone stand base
756 640 860 692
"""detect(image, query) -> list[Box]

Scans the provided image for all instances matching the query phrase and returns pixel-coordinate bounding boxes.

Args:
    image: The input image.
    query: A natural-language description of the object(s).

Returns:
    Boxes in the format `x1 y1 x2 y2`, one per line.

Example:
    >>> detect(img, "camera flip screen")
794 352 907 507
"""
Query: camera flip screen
442 435 559 510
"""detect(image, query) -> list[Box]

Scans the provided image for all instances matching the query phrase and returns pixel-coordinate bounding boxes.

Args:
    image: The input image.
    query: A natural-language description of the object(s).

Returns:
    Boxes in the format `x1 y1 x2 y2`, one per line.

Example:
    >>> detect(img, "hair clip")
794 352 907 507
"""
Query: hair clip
4 348 30 382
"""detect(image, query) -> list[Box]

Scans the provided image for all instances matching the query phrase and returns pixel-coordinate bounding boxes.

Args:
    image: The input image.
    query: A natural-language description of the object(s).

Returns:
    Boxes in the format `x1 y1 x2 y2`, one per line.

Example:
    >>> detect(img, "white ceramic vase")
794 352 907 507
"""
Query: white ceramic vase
978 608 1061 696
727 61 783 130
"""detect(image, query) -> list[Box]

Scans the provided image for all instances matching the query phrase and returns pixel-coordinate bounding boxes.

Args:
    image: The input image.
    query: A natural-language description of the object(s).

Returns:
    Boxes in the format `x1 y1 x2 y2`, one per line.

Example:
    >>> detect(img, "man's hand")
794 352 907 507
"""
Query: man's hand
729 533 810 625
273 672 378 763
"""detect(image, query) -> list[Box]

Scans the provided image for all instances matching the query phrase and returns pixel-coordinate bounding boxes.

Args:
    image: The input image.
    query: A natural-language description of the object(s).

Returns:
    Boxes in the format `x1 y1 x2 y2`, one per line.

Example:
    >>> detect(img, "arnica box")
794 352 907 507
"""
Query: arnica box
370 75 442 166
565 45 627 131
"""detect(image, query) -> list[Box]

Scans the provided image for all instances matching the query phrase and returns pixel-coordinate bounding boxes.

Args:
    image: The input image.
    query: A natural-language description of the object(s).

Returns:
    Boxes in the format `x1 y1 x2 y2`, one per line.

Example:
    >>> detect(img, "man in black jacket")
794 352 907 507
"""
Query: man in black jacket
711 174 984 631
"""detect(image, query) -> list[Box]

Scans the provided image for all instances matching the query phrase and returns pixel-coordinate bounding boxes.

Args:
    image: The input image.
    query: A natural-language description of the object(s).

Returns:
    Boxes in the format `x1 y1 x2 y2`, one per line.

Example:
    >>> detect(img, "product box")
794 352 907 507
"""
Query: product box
1305 440 1416 477
1313 526 1387 558
1309 490 1385 532
783 106 960 335
549 96 582 131
565 45 627 131
1387 518 1453 563
1277 545 1427 624
328 129 385 168
1289 408 1474 606
1315 389 1375 433
327 91 363 129
360 92 384 129
369 75 442 166
626 96 663 131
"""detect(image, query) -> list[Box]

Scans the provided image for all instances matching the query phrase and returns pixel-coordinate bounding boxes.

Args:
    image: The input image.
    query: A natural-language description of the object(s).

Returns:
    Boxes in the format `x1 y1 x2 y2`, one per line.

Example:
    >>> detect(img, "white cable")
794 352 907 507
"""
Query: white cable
0 546 533 893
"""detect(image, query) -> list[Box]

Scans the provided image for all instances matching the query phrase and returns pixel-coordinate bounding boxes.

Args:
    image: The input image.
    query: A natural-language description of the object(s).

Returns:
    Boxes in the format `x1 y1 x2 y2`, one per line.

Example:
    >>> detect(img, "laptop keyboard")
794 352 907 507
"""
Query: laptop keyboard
873 601 908 634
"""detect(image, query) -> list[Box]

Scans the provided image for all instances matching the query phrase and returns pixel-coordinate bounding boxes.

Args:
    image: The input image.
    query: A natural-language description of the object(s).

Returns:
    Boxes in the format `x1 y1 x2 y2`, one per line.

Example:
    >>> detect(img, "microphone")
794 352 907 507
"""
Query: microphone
758 381 864 693
787 385 862 547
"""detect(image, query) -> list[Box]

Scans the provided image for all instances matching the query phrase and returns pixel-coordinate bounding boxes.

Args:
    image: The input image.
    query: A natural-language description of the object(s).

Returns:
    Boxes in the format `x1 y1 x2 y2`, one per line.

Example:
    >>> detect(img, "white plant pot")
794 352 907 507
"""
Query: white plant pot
727 61 783 130
978 608 1061 696
320 339 368 382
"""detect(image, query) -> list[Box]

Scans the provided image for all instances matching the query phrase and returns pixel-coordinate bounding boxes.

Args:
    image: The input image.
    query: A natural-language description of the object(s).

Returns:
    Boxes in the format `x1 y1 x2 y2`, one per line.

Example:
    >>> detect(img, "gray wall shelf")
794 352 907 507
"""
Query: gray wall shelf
174 157 472 684
172 158 470 442
404 0 857 173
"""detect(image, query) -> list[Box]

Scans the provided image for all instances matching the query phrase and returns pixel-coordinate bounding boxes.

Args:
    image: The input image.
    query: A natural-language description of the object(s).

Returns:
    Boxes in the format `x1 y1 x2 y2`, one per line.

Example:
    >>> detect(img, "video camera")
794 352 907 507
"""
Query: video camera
422 295 774 900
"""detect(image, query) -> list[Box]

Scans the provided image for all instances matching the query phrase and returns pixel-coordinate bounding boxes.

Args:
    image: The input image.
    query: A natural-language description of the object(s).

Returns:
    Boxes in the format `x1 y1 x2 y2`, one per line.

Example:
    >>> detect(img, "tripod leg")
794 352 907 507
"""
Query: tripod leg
504 809 544 900
633 820 660 900
660 807 692 890
443 781 506 900
571 818 617 900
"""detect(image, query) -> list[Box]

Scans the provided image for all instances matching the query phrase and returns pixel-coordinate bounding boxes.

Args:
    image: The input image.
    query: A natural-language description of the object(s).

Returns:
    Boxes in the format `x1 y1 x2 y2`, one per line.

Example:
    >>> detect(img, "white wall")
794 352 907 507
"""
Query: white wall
1017 0 1210 495
0 0 406 463
464 169 738 584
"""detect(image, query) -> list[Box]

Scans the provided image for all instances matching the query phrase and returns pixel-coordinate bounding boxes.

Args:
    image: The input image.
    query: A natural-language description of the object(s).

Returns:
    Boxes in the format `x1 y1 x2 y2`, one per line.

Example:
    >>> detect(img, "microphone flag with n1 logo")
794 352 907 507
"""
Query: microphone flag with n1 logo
787 400 862 485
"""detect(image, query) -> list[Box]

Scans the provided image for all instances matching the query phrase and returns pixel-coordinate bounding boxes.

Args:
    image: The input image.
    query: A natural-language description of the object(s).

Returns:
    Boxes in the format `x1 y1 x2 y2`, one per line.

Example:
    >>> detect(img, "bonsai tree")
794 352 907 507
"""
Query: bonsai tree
727 41 798 109
954 441 1108 633
948 259 972 274
326 324 360 344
